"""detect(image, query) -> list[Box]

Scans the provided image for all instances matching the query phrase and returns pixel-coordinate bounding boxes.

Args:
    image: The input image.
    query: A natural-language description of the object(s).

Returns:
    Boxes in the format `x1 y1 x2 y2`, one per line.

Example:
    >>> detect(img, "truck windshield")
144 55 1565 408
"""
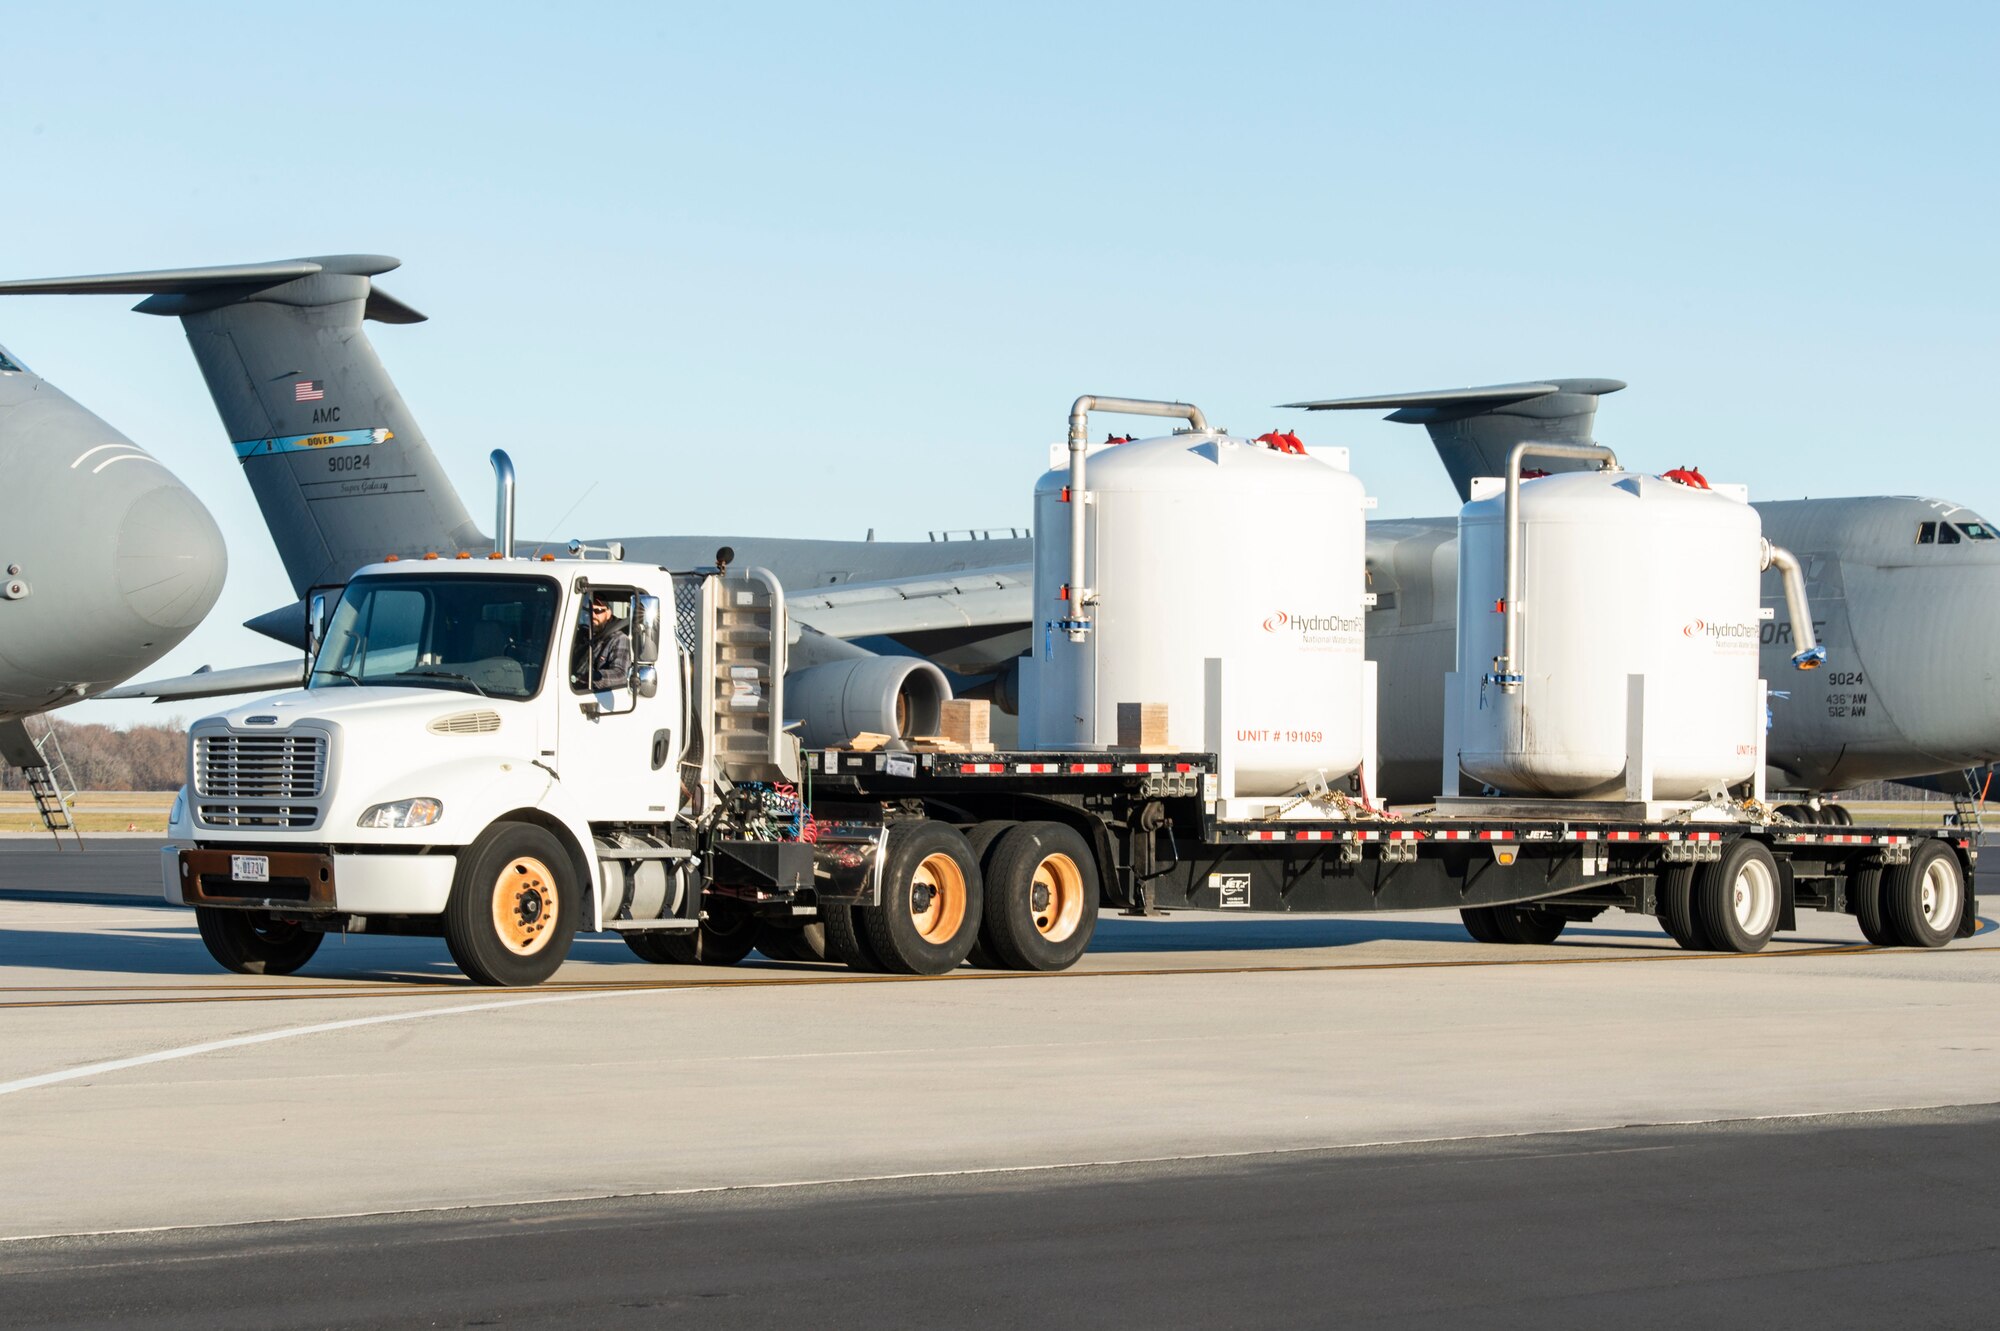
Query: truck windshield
310 575 560 699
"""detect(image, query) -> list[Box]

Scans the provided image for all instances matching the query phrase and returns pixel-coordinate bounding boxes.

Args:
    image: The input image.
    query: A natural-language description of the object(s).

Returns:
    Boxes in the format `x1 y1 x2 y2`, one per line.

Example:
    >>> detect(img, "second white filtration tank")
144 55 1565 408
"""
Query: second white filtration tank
1455 469 1765 799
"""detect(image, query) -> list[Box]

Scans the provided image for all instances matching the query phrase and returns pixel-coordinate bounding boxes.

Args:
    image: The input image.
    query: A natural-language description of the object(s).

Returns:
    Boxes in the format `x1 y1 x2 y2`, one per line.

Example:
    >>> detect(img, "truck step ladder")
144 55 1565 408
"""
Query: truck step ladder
27 723 83 850
698 569 798 785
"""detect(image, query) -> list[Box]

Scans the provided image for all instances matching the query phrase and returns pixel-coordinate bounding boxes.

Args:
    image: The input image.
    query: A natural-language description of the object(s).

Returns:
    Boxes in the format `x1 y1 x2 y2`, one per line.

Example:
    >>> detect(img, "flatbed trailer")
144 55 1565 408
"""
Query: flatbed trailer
758 745 1978 962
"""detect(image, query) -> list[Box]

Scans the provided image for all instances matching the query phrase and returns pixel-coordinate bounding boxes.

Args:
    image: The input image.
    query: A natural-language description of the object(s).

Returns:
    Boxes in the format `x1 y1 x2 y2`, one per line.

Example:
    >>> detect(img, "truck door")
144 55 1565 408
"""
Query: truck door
558 585 678 822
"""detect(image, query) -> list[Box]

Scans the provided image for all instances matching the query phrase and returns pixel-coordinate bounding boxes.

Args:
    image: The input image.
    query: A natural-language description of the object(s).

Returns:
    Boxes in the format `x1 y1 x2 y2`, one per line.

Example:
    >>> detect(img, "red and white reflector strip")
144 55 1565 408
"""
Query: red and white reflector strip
957 762 1005 774
1567 830 1599 842
1479 830 1515 841
1121 763 1164 774
1686 832 1723 842
1389 830 1425 841
1069 762 1113 774
1248 830 1286 842
1293 830 1338 842
1015 762 1062 774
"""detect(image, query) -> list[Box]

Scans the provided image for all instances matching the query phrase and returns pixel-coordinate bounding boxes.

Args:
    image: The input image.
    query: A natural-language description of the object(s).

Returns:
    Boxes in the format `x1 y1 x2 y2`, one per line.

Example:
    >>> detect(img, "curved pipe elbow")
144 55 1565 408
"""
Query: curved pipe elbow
1761 540 1822 669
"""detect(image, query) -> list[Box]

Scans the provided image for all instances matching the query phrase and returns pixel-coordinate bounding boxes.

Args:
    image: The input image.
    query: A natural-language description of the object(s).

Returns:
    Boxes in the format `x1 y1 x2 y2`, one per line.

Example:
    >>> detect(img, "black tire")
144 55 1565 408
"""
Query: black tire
754 923 809 962
1493 905 1565 945
982 821 1099 972
823 902 888 972
691 905 758 966
1775 803 1813 824
1882 841 1965 949
963 821 1017 969
1460 906 1506 944
625 930 698 964
1851 866 1896 946
861 821 985 974
1691 839 1781 954
1657 866 1709 951
443 822 579 986
1820 803 1853 827
194 908 323 975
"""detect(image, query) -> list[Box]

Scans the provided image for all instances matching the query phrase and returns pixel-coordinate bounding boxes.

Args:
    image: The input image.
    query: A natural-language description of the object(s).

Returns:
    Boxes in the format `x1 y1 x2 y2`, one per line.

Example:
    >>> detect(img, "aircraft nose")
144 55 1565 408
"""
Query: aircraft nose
114 480 227 630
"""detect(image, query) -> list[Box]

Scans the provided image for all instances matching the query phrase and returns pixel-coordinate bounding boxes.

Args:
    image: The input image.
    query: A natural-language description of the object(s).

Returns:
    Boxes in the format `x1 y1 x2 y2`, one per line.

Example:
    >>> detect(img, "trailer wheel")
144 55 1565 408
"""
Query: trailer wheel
1882 842 1964 949
1459 907 1506 944
1692 839 1780 953
1656 866 1709 951
444 823 579 986
963 821 1017 969
861 821 985 974
194 908 323 975
1494 905 1565 945
1850 866 1896 946
982 821 1099 972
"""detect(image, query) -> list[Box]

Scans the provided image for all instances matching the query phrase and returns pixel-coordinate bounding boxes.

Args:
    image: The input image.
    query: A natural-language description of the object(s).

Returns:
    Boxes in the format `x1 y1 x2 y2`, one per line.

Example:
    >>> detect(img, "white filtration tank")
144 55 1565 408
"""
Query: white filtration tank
1455 470 1764 798
1023 431 1369 796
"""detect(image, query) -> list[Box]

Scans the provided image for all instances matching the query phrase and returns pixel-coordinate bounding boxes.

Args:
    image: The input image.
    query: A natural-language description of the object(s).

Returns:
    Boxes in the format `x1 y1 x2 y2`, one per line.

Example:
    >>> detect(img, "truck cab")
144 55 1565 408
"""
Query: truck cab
165 551 799 984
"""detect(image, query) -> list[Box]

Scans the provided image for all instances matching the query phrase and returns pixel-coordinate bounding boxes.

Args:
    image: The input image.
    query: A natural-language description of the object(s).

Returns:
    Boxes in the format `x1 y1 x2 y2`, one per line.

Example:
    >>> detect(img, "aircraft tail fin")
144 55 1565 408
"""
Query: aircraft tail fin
0 255 482 596
1281 378 1626 502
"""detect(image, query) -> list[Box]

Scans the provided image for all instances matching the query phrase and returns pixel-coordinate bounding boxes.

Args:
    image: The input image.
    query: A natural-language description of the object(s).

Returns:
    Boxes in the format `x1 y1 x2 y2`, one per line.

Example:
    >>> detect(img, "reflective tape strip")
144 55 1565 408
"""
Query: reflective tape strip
1015 763 1061 774
1294 830 1337 842
1435 830 1473 841
1687 832 1723 842
1343 830 1380 841
1247 830 1285 842
1479 830 1515 841
957 763 1005 774
1176 763 1195 773
1389 830 1424 841
1069 763 1113 774
1607 831 1642 842
1121 763 1163 774
1567 831 1599 841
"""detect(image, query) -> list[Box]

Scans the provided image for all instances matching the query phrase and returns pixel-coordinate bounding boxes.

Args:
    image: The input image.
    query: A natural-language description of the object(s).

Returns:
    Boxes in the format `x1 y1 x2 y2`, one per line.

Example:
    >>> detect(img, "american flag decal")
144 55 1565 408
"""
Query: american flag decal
293 380 325 401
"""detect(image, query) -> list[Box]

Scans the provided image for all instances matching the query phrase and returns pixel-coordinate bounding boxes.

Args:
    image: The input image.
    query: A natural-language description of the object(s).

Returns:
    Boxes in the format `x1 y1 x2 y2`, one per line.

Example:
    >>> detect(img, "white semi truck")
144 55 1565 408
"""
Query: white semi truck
165 416 1976 985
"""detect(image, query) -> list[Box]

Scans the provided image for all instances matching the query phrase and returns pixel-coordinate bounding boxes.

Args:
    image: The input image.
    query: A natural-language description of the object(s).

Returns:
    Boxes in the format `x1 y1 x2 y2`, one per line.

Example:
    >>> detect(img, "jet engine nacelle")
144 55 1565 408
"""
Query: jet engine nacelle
786 657 951 748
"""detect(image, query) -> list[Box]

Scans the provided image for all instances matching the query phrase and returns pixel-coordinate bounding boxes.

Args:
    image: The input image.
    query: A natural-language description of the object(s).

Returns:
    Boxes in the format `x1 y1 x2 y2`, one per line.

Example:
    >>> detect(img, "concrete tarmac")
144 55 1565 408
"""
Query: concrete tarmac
4 1106 1995 1330
1 841 1996 1325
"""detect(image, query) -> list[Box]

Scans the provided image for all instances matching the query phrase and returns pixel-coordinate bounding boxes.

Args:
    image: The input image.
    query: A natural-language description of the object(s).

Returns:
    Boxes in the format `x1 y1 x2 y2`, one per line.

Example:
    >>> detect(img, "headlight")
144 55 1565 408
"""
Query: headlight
357 797 444 829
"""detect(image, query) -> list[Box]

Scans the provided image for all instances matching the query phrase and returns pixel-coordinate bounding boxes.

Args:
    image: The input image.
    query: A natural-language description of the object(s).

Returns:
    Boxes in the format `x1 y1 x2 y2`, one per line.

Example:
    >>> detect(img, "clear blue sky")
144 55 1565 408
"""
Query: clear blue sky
4 1 1995 728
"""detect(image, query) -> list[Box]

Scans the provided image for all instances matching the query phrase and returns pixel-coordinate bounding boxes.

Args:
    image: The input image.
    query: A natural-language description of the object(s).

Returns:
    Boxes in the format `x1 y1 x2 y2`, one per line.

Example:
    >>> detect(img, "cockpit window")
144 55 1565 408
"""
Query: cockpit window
1939 524 1962 545
0 348 24 374
1917 522 1937 544
1958 523 1996 540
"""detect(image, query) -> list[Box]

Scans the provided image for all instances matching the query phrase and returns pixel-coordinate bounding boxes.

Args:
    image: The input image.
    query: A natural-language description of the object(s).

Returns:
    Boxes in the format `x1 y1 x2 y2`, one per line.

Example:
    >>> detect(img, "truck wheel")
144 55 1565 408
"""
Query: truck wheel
963 821 1017 969
1656 866 1709 951
1494 905 1564 945
823 903 888 973
861 821 986 974
444 823 579 986
1460 907 1506 943
194 908 323 975
1691 840 1781 953
1882 842 1964 949
796 920 829 962
1850 866 1896 946
754 922 810 962
624 930 698 964
982 821 1098 972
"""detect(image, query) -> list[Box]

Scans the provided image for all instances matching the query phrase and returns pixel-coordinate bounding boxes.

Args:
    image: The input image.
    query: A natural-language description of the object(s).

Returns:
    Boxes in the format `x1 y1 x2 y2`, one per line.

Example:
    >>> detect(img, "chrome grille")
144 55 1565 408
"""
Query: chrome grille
195 731 327 799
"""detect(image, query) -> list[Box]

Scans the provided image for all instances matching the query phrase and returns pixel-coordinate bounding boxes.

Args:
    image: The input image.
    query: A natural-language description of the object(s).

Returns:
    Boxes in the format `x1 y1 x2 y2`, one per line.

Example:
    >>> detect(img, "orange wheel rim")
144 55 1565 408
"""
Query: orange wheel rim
1031 853 1085 942
492 855 558 956
908 852 967 945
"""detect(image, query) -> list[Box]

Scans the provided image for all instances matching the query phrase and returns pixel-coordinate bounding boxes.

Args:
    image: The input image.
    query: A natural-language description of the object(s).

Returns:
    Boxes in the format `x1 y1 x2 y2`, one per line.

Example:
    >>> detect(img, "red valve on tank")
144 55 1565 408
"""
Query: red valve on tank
1663 466 1710 489
1253 430 1306 455
1104 433 1136 445
1519 468 1550 480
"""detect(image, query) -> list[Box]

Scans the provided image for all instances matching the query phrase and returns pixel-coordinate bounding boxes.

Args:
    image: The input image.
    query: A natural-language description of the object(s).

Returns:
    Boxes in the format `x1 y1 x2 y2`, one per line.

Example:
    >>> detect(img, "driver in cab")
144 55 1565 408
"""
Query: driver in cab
578 594 631 691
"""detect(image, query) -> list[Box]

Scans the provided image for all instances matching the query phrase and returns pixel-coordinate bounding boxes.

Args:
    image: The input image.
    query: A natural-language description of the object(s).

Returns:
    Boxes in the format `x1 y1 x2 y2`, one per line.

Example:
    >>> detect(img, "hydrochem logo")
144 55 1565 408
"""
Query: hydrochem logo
1264 608 1362 641
1683 617 1759 648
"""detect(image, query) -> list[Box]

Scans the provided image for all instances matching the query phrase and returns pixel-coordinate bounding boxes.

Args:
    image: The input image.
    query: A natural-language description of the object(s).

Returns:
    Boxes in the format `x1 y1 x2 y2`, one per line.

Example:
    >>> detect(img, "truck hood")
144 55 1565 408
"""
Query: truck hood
205 687 528 733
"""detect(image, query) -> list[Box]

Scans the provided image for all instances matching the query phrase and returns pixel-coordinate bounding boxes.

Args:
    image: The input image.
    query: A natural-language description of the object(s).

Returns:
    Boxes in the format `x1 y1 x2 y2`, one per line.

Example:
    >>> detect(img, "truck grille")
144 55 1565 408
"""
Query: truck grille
196 804 321 829
195 732 327 799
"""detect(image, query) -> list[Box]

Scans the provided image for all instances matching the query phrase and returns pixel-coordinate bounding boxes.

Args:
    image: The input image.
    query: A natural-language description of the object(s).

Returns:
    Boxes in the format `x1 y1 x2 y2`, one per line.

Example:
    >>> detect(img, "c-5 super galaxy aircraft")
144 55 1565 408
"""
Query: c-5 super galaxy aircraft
6 256 1996 800
0 339 225 775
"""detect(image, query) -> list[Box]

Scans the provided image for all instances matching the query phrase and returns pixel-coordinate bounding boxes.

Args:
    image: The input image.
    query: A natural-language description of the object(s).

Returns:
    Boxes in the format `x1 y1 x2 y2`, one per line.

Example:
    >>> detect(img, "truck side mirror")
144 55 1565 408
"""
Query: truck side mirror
308 592 328 661
632 594 663 667
632 663 659 699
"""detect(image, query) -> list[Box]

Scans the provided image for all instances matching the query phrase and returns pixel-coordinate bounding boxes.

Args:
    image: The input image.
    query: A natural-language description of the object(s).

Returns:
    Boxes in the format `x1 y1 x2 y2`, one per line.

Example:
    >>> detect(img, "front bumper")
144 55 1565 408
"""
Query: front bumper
164 846 458 916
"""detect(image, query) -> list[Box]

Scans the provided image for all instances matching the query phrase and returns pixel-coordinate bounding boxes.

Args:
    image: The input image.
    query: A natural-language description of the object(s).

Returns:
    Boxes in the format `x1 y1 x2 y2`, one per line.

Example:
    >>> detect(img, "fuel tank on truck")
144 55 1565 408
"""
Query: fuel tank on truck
1022 430 1369 797
1454 470 1765 799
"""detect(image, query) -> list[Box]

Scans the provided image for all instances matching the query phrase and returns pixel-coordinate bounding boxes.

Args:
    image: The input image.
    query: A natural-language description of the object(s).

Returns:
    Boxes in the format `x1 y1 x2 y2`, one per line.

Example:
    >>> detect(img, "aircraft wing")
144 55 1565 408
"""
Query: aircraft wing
784 565 1033 640
99 659 305 703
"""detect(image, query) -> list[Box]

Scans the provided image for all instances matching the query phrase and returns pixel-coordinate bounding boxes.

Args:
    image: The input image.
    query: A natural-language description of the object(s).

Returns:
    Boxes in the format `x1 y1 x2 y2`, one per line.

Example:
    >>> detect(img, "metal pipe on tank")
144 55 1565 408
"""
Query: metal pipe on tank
490 449 516 559
1063 396 1211 642
1492 441 1620 691
1761 540 1826 669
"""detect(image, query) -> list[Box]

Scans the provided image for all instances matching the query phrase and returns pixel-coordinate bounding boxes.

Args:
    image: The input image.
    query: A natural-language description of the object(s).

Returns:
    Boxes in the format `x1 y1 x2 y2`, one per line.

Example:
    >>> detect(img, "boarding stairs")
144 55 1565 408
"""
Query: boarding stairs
27 724 83 849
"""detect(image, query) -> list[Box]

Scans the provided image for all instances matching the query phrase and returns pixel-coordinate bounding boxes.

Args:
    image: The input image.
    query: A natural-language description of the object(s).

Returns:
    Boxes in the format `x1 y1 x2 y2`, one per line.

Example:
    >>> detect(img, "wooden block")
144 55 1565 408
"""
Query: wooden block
846 731 892 751
939 699 993 751
911 736 966 753
1115 702 1169 751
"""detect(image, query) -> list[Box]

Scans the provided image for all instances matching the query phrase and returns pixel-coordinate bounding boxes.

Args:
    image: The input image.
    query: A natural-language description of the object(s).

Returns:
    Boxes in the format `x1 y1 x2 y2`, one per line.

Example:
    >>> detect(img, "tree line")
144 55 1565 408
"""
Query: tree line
2 717 188 791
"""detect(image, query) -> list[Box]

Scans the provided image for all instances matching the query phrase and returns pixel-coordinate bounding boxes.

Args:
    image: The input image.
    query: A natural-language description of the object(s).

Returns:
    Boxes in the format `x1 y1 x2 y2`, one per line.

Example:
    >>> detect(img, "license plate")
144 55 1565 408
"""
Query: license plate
231 854 270 884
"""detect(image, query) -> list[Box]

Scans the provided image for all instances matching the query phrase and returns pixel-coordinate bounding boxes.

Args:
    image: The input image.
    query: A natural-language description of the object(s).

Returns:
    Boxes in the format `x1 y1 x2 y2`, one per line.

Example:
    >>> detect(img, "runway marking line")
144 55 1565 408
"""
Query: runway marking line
0 939 1994 1010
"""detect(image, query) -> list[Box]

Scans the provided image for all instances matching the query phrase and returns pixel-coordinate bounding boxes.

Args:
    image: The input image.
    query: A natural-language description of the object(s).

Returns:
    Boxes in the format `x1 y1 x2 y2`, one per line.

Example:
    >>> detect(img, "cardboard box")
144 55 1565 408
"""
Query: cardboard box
1115 702 1169 751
